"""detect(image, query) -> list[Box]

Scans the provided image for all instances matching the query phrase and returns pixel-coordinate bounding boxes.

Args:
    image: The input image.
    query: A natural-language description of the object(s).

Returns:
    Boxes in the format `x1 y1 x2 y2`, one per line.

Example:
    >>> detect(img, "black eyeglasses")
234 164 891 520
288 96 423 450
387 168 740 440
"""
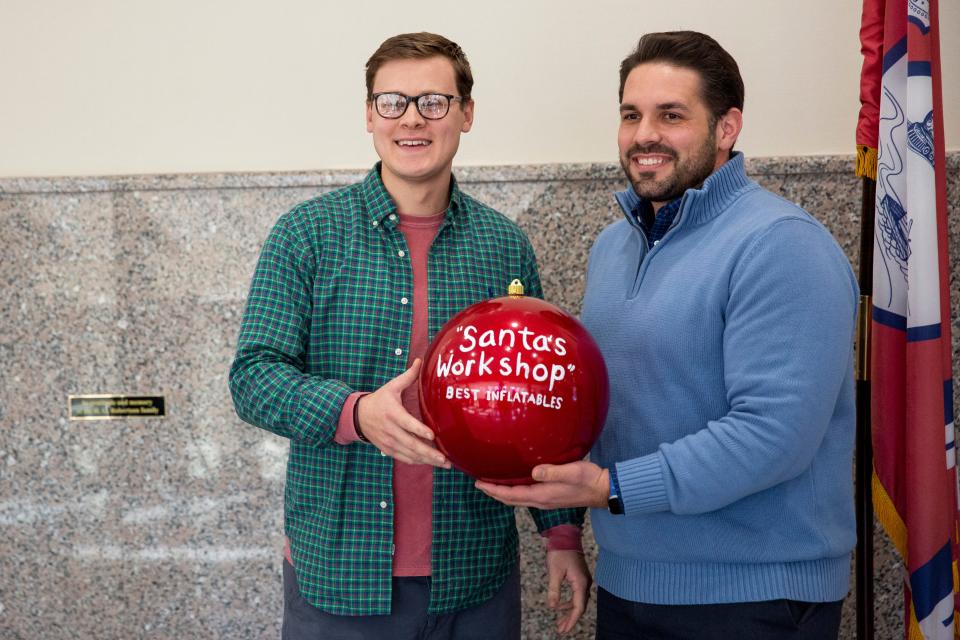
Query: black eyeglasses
371 92 464 120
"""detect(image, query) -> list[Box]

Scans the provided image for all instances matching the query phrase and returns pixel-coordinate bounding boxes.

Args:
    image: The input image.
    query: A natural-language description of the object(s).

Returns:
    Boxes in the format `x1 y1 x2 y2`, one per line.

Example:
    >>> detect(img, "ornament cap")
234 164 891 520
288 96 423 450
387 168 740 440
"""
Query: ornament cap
507 279 524 297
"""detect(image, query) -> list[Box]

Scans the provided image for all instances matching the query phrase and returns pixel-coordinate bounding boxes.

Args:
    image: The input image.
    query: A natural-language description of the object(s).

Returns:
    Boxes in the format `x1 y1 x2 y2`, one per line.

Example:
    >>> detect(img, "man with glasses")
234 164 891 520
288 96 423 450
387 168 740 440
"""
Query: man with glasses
230 32 589 639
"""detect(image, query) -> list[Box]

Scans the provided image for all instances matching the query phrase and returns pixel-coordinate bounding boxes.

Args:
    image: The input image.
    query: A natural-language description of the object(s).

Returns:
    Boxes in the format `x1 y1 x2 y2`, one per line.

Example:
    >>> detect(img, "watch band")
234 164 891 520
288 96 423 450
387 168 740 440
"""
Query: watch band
608 465 624 515
353 395 371 443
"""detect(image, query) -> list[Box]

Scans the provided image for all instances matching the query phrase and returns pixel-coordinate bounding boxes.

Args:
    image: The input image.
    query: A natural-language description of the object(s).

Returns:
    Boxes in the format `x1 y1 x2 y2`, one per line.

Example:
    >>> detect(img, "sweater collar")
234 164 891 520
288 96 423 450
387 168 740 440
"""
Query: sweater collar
614 152 753 229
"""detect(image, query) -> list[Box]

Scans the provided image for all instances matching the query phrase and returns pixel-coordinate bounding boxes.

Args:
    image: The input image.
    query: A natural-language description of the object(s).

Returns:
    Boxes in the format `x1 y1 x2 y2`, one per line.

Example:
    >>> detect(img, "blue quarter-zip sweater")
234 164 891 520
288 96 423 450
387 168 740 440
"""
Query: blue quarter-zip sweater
582 153 858 605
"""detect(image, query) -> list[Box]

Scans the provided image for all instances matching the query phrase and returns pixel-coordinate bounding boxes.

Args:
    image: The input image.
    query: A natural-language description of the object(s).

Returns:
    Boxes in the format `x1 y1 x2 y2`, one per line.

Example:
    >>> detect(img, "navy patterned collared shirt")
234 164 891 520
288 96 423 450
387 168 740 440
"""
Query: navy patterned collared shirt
635 197 682 250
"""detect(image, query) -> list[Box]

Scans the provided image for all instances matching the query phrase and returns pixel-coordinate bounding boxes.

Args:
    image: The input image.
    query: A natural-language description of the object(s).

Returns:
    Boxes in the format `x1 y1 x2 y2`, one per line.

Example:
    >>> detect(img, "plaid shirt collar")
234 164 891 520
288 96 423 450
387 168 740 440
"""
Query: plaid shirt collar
362 163 466 228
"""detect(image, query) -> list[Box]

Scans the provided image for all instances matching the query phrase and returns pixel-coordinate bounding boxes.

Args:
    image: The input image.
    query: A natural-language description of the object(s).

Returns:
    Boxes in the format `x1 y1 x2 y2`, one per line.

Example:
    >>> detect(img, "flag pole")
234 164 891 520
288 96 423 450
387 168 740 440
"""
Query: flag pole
855 169 876 640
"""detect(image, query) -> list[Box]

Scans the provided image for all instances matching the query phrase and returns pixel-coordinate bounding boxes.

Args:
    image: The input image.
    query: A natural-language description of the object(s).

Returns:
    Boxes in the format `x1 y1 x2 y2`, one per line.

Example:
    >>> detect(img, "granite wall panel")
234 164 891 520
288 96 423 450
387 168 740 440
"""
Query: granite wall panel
1 155 957 639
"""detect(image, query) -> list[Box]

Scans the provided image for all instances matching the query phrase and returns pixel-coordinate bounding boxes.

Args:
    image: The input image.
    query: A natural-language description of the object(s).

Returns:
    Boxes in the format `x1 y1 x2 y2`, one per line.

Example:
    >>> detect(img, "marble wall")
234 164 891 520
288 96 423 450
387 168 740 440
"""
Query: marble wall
1 154 957 639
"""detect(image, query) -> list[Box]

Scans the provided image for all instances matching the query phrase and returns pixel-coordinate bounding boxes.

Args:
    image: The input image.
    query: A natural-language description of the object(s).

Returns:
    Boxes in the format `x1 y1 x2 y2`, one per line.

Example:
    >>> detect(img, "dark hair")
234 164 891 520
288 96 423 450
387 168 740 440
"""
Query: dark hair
618 31 744 120
365 32 473 102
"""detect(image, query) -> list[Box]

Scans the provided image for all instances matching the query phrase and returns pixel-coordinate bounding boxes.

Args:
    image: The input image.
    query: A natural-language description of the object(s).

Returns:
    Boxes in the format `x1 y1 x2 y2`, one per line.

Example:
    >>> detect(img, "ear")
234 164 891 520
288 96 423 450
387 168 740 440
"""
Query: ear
460 99 475 133
366 101 374 133
715 107 742 154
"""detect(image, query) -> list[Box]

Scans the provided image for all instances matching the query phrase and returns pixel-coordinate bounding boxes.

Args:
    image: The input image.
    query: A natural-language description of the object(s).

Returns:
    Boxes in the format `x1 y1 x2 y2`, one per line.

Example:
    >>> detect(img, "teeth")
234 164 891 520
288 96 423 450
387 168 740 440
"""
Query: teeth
635 157 665 166
398 140 430 147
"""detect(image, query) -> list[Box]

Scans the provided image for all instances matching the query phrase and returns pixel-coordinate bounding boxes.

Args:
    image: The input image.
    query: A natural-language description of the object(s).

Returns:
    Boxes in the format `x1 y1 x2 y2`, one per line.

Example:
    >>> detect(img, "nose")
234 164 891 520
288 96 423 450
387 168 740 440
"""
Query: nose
631 117 661 147
399 101 426 128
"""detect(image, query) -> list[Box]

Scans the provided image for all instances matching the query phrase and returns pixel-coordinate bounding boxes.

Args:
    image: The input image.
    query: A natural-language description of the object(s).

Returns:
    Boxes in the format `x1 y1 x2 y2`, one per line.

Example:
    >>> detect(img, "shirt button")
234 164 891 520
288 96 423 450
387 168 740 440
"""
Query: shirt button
389 214 397 221
398 250 406 258
379 501 388 509
372 220 379 227
400 297 409 305
653 240 660 246
394 348 403 356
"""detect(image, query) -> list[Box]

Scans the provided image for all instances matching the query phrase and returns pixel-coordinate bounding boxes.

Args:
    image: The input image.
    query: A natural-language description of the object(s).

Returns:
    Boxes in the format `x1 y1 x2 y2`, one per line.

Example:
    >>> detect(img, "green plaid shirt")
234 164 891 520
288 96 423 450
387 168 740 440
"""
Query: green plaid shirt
230 165 584 616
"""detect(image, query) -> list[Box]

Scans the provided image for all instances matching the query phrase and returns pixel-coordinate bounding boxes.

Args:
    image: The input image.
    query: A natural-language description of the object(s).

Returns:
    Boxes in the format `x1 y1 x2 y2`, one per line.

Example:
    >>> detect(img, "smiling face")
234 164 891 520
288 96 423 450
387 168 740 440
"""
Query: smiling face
618 62 741 210
366 56 473 198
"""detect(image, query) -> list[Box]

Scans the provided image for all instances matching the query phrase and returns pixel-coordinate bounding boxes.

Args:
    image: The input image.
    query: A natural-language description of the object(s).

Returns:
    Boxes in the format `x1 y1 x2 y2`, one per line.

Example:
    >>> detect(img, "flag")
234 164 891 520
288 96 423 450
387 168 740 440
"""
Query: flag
859 0 959 638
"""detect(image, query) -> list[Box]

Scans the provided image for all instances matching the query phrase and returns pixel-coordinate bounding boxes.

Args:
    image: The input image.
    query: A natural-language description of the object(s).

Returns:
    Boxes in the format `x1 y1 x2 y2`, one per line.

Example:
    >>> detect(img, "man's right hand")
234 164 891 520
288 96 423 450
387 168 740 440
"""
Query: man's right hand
356 359 451 468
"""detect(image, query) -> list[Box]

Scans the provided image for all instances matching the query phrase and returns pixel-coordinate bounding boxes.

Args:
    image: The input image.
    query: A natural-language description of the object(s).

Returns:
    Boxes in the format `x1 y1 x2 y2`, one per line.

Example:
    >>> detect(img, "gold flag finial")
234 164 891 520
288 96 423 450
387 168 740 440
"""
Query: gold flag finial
507 279 524 296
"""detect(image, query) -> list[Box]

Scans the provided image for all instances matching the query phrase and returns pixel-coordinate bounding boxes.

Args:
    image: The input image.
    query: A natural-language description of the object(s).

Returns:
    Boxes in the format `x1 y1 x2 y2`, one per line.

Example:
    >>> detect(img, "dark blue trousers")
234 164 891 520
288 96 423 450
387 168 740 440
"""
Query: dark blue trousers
282 560 521 640
596 587 843 640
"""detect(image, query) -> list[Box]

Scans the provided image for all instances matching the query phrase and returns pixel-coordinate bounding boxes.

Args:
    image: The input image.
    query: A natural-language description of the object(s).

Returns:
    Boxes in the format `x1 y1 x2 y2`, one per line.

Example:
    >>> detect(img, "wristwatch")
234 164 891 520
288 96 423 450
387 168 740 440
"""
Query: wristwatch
607 466 624 515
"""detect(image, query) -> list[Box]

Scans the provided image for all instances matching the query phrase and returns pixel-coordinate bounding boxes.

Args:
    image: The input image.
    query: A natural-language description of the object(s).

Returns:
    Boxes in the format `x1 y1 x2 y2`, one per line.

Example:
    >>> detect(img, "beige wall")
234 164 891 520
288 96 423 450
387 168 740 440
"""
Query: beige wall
1 0 957 177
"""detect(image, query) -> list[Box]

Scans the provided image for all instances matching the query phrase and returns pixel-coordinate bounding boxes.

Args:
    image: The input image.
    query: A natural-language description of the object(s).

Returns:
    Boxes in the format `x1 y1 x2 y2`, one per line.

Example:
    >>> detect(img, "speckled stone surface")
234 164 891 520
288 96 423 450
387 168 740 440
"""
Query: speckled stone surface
1 154 958 639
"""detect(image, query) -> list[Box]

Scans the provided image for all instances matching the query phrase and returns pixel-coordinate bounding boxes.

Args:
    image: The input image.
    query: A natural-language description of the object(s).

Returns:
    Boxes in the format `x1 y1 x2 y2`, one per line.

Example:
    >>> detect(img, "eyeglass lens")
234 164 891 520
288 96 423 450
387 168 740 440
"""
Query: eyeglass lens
375 93 450 120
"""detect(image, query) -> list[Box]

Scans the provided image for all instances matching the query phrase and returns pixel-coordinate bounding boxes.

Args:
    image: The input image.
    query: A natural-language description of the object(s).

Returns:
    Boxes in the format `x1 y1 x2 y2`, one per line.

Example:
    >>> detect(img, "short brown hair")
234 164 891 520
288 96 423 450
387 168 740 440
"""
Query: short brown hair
618 31 744 121
365 32 473 102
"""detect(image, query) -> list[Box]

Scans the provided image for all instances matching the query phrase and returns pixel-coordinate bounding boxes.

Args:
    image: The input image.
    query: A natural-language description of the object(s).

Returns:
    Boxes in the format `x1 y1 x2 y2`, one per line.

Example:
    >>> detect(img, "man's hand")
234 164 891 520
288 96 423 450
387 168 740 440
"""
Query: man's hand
475 461 609 509
546 549 592 634
356 359 450 468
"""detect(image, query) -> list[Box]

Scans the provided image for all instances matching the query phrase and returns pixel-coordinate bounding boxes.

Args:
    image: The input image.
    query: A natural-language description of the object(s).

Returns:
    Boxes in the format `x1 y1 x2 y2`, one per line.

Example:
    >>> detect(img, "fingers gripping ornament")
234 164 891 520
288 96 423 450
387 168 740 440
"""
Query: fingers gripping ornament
419 280 609 485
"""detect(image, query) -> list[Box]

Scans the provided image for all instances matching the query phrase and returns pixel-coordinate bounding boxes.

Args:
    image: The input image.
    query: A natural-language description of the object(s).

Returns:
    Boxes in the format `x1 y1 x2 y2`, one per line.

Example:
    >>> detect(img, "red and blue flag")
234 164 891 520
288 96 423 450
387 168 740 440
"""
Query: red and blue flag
857 0 958 637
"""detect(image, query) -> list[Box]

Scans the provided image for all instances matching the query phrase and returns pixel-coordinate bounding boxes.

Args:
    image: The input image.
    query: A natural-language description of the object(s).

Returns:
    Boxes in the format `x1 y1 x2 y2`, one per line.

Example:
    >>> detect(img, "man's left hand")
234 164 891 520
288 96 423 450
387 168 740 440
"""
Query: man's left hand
545 549 592 634
476 461 609 509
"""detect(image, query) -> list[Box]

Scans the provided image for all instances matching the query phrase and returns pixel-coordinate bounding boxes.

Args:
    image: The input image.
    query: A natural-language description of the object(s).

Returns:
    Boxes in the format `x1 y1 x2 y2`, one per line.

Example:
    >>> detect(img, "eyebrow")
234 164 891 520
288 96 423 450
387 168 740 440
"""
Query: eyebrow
619 101 692 112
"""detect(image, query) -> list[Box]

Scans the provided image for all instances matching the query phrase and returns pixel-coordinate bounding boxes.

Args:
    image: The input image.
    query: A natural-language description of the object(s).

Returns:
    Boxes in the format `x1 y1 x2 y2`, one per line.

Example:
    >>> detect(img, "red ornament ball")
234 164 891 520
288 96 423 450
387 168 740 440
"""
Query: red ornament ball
419 281 609 485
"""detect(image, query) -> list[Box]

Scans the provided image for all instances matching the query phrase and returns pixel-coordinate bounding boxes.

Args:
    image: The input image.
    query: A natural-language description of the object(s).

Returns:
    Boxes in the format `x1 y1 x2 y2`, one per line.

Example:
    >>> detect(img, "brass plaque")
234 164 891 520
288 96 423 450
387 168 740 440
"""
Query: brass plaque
68 395 166 420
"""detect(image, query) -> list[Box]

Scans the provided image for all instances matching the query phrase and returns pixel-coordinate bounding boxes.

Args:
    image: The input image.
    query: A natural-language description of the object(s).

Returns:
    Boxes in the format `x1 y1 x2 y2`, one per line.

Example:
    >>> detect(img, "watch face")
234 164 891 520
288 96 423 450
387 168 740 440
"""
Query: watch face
608 495 624 515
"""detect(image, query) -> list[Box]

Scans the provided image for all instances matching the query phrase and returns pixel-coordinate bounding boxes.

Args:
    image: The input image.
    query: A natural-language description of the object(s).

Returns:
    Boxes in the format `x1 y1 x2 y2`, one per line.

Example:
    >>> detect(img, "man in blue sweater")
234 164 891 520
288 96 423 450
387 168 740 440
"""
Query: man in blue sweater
478 31 858 639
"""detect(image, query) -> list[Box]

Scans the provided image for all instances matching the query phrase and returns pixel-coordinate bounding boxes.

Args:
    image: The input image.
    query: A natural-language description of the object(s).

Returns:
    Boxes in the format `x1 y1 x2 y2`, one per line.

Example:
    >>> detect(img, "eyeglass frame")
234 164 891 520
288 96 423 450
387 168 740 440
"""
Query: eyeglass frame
370 92 466 120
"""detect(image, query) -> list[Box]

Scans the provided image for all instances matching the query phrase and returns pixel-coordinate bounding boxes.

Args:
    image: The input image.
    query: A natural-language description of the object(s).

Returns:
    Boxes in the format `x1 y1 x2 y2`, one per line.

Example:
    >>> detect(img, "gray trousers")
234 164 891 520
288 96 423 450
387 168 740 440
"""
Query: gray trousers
282 560 521 640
